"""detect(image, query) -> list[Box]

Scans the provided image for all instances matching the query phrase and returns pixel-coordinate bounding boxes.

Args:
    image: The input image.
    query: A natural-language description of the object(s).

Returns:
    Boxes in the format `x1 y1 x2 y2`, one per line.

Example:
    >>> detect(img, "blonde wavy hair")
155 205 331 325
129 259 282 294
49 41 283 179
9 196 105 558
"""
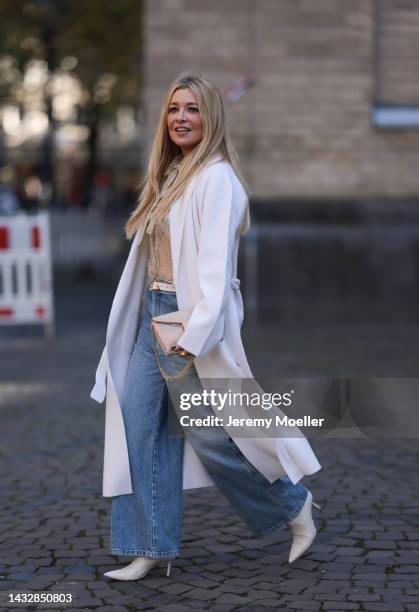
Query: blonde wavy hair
124 70 251 240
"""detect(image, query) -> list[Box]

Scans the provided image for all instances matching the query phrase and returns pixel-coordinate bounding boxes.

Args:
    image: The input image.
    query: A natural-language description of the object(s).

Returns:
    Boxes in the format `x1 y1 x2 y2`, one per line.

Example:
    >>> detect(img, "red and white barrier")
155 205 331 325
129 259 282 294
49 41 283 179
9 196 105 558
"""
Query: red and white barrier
0 212 54 336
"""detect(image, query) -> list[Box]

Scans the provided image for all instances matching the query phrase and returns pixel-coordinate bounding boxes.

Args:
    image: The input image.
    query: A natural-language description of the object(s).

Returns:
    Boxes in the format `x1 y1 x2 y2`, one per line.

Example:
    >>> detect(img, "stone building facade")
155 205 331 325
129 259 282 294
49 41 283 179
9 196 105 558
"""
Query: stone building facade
143 0 419 202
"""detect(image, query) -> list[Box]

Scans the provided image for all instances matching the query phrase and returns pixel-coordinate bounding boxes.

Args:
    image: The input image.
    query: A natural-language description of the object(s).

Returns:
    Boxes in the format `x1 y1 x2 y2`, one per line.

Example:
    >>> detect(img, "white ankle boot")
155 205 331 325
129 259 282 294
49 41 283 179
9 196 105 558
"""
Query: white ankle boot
288 490 322 563
104 555 175 581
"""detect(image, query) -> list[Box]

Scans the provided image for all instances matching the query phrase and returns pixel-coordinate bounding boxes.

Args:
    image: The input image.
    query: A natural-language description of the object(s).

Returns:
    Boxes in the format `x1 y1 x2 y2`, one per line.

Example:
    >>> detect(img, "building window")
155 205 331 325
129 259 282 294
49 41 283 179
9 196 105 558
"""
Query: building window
372 0 419 129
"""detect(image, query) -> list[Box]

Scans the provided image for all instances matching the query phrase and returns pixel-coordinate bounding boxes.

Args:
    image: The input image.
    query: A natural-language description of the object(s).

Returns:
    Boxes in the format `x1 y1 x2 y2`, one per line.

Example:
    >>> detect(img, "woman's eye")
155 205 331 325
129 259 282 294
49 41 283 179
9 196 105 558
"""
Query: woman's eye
168 107 199 113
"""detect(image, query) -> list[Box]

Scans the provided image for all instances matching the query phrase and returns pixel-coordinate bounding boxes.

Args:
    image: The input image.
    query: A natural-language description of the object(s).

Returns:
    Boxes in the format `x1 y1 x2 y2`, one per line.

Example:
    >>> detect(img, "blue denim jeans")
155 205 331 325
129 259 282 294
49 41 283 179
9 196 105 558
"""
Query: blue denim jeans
111 286 308 558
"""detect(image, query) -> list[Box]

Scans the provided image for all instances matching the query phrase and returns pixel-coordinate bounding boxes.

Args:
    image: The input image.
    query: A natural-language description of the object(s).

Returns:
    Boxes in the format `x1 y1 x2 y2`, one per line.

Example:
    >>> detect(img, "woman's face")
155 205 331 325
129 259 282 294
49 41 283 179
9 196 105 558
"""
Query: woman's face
167 87 203 156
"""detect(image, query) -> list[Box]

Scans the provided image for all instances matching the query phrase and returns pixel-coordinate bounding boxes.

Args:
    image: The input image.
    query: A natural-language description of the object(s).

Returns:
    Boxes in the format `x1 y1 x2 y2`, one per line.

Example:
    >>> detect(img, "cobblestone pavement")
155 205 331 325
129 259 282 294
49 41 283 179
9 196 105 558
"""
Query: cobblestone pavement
1 269 419 611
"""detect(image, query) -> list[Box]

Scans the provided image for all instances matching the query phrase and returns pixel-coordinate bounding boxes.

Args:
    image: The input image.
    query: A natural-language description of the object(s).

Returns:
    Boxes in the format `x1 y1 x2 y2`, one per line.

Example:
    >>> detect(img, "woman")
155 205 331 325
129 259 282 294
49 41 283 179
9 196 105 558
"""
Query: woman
90 71 322 581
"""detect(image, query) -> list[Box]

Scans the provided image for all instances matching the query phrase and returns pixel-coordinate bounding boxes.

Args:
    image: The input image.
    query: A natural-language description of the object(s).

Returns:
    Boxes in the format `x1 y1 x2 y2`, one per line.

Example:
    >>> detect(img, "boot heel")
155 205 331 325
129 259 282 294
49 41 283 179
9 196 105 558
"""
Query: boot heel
166 560 172 577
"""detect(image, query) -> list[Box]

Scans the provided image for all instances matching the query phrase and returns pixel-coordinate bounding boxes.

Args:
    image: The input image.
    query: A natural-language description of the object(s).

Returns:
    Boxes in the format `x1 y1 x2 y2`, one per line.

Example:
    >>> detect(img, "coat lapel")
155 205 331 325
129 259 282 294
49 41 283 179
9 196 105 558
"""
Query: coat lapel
169 178 197 289
169 154 223 288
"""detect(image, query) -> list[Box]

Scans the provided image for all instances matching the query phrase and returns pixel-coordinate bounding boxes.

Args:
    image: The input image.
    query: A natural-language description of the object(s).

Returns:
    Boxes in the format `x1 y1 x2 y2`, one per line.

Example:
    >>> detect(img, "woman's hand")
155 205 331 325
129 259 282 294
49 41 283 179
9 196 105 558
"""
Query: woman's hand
172 344 195 358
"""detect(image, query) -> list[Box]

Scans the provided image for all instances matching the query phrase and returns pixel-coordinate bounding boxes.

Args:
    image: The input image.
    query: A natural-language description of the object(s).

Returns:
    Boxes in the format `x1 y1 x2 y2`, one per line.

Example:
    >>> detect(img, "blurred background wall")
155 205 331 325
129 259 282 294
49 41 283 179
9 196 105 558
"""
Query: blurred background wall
144 0 419 323
1 0 419 329
145 0 419 199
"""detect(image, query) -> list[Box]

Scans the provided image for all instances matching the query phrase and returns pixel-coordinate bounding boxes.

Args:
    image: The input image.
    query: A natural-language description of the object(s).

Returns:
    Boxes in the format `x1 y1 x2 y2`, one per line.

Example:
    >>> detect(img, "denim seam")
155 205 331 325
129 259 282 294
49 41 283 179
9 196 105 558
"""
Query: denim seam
150 378 166 551
150 290 160 550
111 548 180 558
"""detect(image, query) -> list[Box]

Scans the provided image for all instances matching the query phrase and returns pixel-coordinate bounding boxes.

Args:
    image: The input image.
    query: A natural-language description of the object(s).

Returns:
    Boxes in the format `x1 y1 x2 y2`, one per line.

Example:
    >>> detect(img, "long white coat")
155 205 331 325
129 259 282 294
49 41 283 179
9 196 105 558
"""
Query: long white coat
90 154 321 497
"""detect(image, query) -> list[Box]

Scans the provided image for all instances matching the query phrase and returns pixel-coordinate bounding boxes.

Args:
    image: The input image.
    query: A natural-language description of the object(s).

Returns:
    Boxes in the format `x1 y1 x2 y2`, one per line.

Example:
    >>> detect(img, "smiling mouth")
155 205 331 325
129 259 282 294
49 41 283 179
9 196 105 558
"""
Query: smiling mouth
174 128 191 132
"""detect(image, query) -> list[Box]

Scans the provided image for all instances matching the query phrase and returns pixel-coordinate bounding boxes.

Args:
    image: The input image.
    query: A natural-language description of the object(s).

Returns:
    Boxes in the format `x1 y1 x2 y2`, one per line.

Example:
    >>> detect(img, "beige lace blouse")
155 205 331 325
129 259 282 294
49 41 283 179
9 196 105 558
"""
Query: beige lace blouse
147 215 173 283
144 156 181 284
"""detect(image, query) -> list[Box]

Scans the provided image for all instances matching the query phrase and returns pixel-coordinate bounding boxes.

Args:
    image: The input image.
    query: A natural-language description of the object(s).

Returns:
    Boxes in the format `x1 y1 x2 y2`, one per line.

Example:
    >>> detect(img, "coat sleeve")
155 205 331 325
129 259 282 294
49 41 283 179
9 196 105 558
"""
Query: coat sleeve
176 166 235 358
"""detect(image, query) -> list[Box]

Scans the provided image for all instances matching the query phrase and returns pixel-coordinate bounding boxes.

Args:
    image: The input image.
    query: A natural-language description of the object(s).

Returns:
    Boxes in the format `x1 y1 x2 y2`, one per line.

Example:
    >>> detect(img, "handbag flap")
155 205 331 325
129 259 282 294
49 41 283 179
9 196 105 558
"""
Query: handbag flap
152 306 194 326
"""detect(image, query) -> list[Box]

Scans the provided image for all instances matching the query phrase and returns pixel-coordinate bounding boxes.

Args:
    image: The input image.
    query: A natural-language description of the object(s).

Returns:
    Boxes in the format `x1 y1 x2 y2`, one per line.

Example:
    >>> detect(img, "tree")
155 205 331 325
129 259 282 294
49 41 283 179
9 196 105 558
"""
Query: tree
0 0 143 206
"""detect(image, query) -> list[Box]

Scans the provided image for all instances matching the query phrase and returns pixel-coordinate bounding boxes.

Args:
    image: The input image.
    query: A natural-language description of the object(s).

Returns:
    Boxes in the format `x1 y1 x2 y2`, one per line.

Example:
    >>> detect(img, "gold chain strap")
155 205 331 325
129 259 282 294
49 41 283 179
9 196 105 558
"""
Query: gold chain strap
151 324 195 382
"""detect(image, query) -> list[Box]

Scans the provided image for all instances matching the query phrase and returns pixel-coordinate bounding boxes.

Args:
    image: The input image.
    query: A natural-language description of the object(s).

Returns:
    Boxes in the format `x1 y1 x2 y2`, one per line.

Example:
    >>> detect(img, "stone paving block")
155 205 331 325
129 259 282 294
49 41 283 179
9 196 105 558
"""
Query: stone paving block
178 575 219 589
335 547 364 556
69 597 102 608
214 592 255 604
307 553 338 562
365 540 397 549
24 577 59 589
334 556 367 565
246 588 282 599
199 562 228 572
362 604 405 611
323 602 361 610
273 579 312 594
253 565 287 579
178 563 201 575
321 563 356 572
102 594 143 606
395 566 419 573
95 607 131 612
181 587 217 601
4 572 35 581
87 556 116 565
199 571 224 582
88 585 116 598
221 567 254 578
210 582 250 595
132 576 168 588
374 587 403 598
159 605 197 612
347 592 381 601
111 583 157 598
257 599 287 608
158 582 194 595
63 564 95 573
34 567 64 579
283 602 321 610
64 572 96 580
234 575 265 585
313 593 349 601
176 597 209 609
252 580 282 590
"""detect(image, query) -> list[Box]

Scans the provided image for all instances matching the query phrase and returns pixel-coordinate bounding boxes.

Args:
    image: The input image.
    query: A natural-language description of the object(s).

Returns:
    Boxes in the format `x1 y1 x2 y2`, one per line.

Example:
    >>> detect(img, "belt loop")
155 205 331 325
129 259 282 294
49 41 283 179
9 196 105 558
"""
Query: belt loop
150 278 176 292
231 277 240 290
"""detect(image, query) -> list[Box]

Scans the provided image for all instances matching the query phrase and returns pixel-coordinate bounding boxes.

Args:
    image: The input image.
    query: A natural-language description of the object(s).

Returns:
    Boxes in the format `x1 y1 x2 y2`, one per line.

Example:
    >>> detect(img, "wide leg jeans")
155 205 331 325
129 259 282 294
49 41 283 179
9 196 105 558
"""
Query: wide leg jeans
111 287 308 558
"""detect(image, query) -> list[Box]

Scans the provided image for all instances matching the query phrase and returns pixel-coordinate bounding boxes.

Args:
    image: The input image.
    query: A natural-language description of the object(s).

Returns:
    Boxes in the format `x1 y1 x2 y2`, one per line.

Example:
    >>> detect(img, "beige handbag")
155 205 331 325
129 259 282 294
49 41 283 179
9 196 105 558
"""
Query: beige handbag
151 307 195 381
